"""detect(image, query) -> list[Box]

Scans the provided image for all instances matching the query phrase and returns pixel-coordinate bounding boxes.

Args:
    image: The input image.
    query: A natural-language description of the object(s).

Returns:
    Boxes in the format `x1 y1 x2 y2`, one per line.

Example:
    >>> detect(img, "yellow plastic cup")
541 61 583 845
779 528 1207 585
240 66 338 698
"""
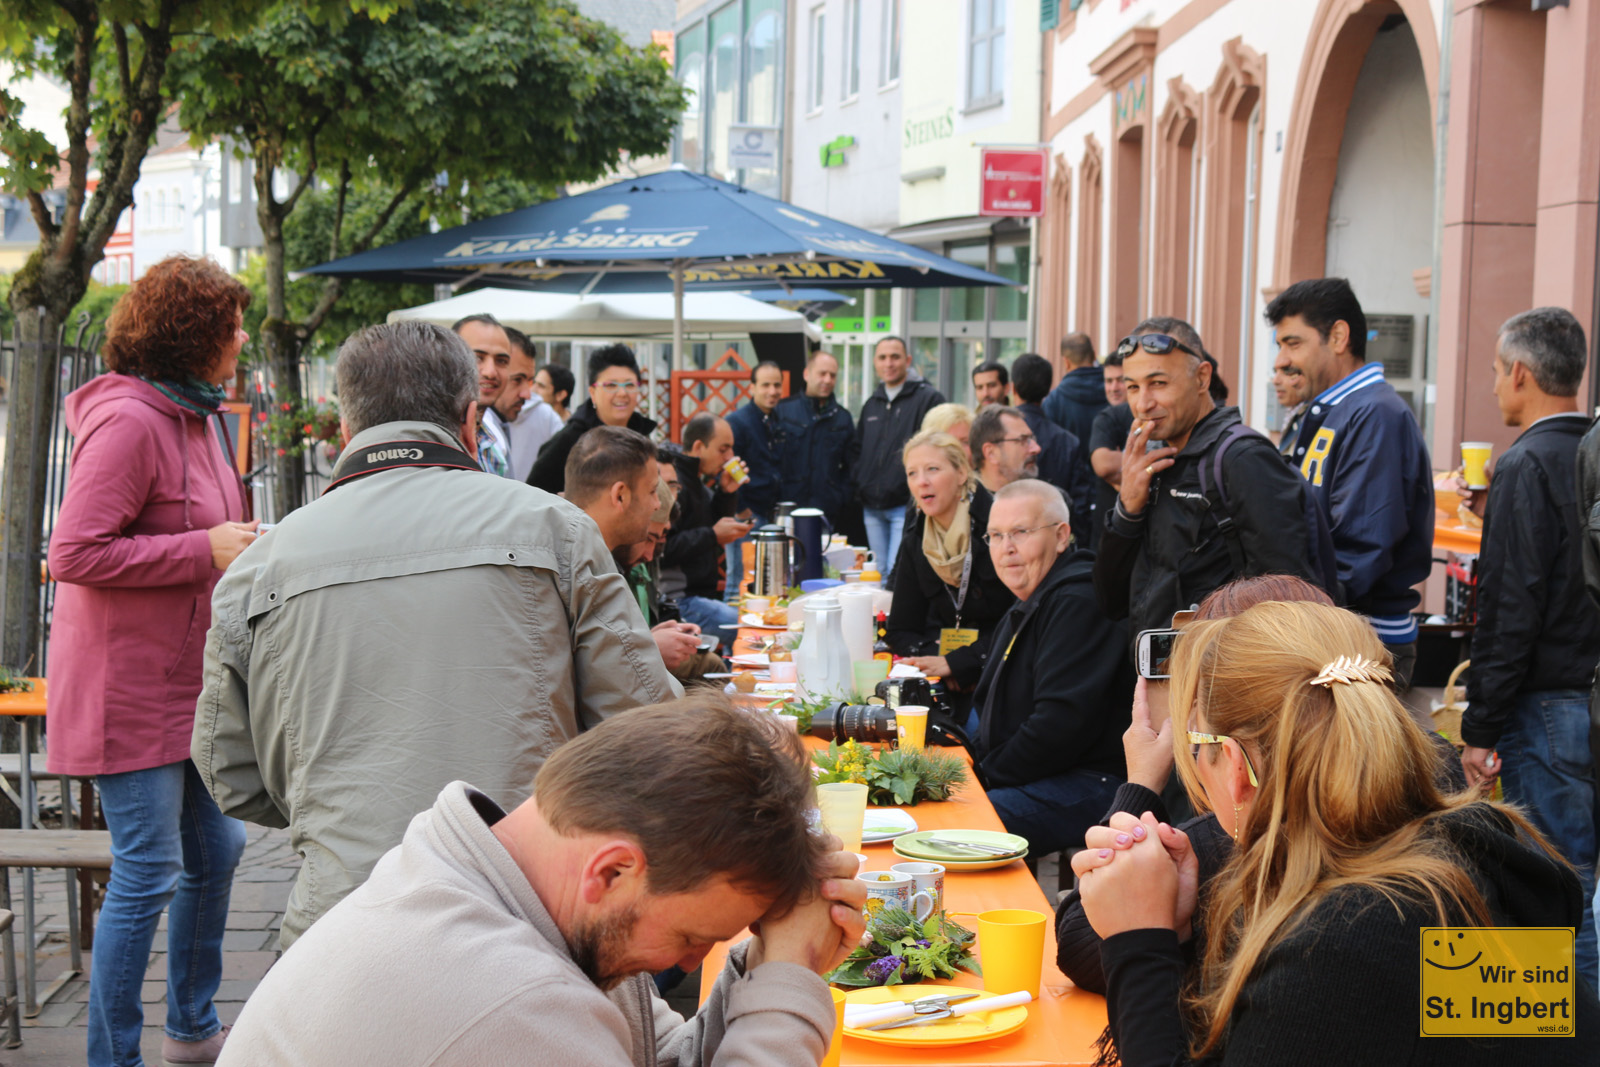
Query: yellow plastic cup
894 705 929 751
815 782 868 852
978 908 1047 999
821 987 847 1067
1462 441 1492 489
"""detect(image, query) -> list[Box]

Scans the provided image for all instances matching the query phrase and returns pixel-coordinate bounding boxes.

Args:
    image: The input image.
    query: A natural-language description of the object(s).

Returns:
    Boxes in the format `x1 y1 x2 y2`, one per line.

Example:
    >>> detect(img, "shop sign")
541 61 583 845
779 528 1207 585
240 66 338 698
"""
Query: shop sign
979 148 1046 217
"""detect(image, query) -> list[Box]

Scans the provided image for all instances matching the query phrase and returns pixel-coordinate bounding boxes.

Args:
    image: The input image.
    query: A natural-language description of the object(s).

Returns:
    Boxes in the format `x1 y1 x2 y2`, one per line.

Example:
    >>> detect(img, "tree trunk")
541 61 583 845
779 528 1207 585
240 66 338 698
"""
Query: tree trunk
0 306 63 673
2 242 83 673
259 202 305 518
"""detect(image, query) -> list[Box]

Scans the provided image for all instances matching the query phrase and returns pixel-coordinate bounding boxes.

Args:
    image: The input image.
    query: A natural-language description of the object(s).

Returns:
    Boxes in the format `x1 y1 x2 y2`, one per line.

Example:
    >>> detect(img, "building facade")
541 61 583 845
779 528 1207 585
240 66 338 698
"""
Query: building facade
1037 0 1600 469
892 0 1043 413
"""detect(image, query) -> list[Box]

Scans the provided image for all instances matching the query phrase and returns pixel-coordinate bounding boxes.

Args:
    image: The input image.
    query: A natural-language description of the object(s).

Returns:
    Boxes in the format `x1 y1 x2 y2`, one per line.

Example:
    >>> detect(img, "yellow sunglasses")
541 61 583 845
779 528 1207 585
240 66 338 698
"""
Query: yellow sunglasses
1187 731 1260 788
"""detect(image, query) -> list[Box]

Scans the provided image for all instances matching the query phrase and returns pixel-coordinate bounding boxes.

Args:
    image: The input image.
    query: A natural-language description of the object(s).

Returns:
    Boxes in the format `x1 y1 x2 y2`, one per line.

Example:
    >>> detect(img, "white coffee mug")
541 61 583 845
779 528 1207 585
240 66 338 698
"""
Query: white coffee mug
857 871 934 922
890 861 946 917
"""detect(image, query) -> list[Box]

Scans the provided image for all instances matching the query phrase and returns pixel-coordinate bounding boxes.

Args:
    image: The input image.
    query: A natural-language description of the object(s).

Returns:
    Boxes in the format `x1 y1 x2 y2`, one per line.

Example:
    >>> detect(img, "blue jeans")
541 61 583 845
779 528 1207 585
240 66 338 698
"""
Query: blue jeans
724 513 769 603
986 768 1122 857
90 760 247 1067
862 507 906 577
1497 689 1599 989
678 595 740 650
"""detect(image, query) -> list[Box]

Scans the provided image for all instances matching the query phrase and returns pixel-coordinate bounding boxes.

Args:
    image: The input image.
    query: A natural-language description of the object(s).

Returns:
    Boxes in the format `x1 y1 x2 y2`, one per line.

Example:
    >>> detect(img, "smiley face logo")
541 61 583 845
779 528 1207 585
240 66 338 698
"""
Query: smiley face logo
1424 931 1483 970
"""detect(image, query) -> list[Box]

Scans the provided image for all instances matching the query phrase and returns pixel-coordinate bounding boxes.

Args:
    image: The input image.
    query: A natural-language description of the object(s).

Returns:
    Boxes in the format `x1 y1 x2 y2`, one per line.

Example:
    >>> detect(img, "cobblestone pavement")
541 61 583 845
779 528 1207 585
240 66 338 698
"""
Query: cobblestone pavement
2 823 295 1066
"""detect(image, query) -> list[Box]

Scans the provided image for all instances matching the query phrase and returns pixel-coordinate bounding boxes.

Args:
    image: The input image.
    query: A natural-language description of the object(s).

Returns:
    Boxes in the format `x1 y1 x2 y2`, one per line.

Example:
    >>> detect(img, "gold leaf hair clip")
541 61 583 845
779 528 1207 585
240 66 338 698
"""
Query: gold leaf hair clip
1308 655 1390 688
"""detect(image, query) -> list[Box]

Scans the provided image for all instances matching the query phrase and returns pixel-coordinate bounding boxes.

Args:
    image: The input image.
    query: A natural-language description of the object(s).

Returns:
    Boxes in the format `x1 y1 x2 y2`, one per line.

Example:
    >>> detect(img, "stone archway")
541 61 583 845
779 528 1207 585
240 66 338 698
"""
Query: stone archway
1273 0 1439 290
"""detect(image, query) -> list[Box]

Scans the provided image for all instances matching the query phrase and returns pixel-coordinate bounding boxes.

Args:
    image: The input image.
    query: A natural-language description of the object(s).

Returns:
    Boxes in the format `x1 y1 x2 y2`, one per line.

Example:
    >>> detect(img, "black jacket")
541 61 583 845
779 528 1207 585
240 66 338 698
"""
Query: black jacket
1093 406 1319 640
1575 416 1600 772
852 378 945 510
1014 401 1094 543
527 400 658 494
775 394 855 526
661 451 737 600
1042 363 1108 447
1099 803 1599 1065
884 487 1014 689
1465 414 1600 748
969 550 1133 789
725 400 784 518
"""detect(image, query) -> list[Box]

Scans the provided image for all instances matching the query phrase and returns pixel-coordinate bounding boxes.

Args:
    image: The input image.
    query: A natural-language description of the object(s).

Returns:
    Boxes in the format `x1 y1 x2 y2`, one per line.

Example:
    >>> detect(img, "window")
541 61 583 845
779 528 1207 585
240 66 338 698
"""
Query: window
169 186 183 228
842 0 861 100
808 6 825 111
880 0 900 86
707 5 740 178
966 0 1005 109
677 38 705 171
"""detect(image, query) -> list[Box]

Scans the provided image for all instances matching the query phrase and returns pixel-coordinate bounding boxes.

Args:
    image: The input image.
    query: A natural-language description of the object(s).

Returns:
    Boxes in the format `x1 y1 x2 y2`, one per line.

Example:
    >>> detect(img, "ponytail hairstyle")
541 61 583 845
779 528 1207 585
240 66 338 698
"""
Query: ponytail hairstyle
1168 601 1509 1057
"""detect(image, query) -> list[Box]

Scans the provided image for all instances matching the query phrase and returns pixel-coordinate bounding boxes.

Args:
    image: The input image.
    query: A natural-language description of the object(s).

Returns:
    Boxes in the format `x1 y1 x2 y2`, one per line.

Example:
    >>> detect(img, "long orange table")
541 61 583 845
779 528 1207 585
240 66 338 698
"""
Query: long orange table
698 734 1108 1065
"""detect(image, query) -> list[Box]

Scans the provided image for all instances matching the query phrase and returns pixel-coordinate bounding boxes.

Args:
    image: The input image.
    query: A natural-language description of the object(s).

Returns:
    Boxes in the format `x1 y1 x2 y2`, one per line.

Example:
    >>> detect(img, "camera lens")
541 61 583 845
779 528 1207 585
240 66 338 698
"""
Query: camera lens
806 702 900 744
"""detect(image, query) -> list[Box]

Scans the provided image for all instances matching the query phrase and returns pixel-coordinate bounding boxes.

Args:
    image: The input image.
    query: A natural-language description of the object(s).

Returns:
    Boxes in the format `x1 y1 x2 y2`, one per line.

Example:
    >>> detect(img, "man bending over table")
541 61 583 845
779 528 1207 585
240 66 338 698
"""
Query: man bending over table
218 696 866 1067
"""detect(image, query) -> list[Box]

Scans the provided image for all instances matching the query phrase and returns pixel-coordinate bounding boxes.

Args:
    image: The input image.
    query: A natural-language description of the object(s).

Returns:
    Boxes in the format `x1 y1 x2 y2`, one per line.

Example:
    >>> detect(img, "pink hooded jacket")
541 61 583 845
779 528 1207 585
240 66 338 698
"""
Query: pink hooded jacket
45 374 247 776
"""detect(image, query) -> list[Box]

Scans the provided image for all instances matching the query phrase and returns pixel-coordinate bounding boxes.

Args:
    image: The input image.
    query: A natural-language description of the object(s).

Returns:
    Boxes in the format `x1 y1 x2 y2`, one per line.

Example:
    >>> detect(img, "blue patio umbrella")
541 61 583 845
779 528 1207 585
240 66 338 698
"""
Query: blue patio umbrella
303 168 1015 371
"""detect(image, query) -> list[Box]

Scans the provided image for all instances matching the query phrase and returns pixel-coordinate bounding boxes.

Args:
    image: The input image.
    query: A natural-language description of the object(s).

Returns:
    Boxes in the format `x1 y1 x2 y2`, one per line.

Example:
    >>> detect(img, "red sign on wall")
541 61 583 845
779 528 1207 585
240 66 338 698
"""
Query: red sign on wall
979 148 1047 217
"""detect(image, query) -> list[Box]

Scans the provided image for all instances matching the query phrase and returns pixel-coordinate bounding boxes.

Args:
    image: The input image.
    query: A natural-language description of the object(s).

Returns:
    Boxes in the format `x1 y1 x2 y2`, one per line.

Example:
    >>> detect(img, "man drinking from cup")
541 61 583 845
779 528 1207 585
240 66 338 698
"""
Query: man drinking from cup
662 414 751 644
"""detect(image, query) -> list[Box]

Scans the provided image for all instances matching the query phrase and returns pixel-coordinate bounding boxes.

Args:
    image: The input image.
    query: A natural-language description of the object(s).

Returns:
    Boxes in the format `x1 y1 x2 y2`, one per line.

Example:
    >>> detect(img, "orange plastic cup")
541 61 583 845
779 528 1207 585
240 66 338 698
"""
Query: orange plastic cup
822 987 847 1067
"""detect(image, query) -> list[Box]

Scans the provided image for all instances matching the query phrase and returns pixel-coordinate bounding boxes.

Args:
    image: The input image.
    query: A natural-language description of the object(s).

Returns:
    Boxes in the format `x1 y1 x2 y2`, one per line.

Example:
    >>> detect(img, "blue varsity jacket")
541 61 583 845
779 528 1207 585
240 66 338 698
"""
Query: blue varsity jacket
1284 362 1434 642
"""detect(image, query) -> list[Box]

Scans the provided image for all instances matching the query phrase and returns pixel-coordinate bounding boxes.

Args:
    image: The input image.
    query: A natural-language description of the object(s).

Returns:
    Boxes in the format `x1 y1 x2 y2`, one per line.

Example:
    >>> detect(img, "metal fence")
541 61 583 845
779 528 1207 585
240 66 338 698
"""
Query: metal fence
0 312 108 675
0 320 334 670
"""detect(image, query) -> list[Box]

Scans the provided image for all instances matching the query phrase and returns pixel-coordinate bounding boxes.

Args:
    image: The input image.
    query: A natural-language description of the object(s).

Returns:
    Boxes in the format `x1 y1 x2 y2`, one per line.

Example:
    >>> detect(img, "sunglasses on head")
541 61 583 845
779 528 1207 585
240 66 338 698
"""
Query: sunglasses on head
1116 333 1202 361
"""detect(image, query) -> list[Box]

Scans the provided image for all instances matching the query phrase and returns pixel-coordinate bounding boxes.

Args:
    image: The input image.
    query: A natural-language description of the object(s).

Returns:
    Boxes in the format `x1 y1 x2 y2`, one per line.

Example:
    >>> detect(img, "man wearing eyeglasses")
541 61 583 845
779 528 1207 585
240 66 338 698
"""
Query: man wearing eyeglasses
528 344 660 494
971 407 1041 493
1093 317 1322 642
969 479 1133 855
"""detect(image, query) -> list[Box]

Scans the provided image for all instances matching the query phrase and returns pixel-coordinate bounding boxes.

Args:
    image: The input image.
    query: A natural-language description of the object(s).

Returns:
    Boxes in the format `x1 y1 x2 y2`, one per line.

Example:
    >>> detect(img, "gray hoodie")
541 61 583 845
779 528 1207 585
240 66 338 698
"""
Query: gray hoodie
219 782 834 1067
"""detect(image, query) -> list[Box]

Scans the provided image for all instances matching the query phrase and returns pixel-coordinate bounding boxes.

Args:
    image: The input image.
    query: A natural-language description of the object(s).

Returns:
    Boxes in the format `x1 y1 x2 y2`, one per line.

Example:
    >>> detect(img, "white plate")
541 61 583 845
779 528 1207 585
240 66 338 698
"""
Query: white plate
861 807 919 843
729 653 770 667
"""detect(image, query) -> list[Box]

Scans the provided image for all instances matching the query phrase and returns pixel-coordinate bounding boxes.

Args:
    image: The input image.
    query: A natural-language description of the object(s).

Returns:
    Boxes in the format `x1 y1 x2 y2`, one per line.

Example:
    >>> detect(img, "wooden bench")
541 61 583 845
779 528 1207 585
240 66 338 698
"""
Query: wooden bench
0 829 113 1029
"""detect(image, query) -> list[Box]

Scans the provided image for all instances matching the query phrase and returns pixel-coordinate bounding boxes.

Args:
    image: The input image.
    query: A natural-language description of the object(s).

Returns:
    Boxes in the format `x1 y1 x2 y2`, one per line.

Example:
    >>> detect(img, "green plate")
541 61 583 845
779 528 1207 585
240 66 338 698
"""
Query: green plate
891 829 1028 862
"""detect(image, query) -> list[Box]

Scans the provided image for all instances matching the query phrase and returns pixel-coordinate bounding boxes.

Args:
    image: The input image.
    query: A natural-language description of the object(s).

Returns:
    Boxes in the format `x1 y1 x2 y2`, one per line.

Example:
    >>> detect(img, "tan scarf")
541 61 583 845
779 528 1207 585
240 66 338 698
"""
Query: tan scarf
922 496 972 588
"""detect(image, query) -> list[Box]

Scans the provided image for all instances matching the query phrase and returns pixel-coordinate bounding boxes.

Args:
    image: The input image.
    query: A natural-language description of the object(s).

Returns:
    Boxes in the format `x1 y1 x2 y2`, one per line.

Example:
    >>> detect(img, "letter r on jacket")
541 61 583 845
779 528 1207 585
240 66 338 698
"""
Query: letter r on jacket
1300 427 1335 487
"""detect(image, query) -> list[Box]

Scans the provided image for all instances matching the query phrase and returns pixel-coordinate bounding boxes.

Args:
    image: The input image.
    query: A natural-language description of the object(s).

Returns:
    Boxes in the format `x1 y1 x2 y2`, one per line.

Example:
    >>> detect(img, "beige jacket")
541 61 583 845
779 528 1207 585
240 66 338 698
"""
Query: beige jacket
219 782 834 1067
194 422 680 947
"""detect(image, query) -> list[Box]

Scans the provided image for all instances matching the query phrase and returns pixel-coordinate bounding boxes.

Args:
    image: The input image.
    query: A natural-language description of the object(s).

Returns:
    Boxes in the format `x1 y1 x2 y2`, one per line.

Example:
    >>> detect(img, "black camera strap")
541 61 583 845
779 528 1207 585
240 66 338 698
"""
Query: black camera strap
942 547 974 627
323 440 481 494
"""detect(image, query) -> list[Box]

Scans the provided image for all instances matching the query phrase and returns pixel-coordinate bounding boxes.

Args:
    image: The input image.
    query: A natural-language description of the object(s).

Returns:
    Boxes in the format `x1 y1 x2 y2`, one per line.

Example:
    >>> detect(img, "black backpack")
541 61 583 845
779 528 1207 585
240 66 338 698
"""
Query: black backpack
1197 424 1343 603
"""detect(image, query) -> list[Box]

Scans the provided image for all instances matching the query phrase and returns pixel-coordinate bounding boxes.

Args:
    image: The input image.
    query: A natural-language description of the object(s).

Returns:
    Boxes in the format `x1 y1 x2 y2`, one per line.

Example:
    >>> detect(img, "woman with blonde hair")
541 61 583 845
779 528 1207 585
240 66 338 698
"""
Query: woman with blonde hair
885 429 1013 710
1075 600 1597 1065
920 401 975 452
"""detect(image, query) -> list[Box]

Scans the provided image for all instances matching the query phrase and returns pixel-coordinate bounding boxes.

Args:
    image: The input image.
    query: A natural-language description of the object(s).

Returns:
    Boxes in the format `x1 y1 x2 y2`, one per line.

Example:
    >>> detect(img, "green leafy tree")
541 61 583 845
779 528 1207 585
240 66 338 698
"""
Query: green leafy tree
0 0 399 670
170 0 685 515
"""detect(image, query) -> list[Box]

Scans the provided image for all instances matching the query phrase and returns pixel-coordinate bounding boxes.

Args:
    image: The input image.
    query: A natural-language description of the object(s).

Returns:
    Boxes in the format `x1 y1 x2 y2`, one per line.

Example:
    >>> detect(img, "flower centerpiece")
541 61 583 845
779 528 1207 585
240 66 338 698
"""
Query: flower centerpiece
0 666 34 695
826 906 980 987
812 739 967 806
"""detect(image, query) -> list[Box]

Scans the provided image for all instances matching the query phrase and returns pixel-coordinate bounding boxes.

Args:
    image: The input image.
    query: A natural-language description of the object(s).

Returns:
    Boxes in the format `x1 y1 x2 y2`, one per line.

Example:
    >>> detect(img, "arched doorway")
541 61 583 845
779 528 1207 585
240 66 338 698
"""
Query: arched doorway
1270 0 1438 425
1274 0 1439 290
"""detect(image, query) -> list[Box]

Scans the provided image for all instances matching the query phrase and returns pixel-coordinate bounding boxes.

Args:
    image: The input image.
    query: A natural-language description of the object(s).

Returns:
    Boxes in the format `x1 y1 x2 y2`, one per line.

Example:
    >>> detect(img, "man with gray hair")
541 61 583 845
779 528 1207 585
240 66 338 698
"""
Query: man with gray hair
971 478 1133 855
1470 306 1600 987
194 321 681 949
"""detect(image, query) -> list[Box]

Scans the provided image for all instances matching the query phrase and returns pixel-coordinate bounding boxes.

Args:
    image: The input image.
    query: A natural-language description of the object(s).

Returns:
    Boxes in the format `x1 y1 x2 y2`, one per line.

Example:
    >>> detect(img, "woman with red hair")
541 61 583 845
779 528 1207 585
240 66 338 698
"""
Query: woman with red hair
47 255 256 1067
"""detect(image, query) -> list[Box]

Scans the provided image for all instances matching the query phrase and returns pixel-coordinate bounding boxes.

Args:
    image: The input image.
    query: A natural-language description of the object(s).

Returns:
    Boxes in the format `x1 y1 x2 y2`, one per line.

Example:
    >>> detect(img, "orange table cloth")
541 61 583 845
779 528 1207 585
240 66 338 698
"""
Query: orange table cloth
1433 484 1482 555
697 734 1108 1065
0 677 47 717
